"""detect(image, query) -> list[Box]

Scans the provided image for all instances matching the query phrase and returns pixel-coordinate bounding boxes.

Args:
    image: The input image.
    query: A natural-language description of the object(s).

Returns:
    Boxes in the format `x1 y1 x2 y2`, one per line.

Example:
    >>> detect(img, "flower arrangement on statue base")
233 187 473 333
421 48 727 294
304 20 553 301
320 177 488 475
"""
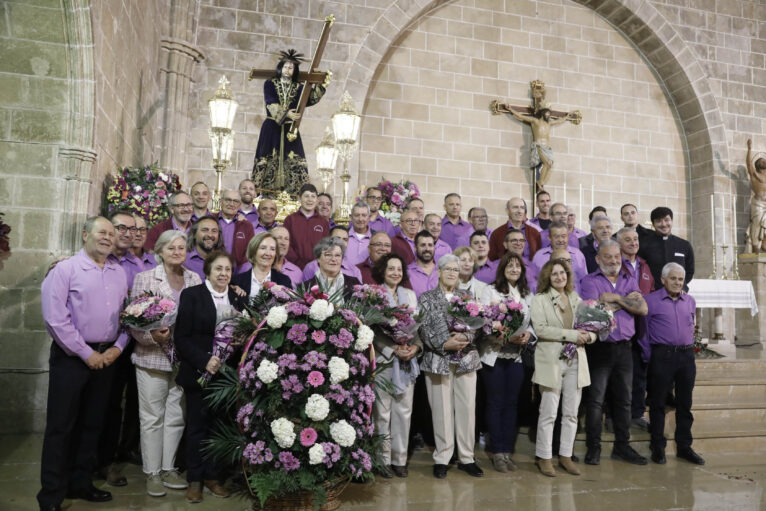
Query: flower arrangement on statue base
205 284 384 511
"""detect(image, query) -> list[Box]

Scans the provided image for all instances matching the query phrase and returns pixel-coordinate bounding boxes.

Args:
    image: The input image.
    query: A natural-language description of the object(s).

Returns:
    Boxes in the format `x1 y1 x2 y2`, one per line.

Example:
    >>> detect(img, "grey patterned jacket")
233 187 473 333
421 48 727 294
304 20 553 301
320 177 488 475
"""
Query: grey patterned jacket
418 287 480 375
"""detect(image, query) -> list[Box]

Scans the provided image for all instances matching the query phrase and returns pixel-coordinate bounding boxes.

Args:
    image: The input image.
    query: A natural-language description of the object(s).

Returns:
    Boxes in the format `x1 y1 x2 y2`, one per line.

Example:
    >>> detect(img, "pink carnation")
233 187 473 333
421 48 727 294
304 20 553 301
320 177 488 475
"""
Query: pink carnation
300 427 318 447
311 330 326 344
307 371 325 387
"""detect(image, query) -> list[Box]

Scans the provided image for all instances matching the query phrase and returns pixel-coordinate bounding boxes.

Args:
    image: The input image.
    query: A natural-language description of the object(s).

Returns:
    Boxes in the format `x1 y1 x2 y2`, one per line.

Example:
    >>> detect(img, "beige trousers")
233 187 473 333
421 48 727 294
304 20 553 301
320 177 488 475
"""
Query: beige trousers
373 367 415 466
425 366 477 465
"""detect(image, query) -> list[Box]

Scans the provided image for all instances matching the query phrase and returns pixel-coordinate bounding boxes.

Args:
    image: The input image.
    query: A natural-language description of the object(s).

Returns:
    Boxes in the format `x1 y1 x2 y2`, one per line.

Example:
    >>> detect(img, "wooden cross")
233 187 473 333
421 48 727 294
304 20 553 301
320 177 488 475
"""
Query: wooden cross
248 15 335 142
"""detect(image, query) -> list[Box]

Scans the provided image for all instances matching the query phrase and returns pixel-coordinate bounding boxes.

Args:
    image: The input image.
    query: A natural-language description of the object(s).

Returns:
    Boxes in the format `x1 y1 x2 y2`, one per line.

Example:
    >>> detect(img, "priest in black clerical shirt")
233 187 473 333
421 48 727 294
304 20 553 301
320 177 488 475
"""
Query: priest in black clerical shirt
638 207 694 290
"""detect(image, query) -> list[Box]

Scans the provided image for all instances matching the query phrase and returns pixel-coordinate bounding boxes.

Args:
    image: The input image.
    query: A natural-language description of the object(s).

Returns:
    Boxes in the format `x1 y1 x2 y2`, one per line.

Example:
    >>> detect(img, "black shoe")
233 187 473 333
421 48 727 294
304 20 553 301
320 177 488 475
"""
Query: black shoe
39 505 62 511
584 446 601 465
391 465 408 478
677 448 705 465
66 485 112 502
651 447 666 464
570 454 579 463
457 462 484 478
611 445 648 465
433 464 448 479
376 465 394 479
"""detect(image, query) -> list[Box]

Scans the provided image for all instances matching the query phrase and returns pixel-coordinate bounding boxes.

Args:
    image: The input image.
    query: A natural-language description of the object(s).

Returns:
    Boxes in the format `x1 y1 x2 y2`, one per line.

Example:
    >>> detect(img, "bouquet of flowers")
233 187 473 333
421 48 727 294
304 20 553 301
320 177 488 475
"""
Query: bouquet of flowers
446 294 486 360
375 178 421 226
104 163 182 226
560 299 616 361
198 306 243 388
380 305 419 346
204 284 383 509
482 298 525 343
121 292 178 364
239 282 294 335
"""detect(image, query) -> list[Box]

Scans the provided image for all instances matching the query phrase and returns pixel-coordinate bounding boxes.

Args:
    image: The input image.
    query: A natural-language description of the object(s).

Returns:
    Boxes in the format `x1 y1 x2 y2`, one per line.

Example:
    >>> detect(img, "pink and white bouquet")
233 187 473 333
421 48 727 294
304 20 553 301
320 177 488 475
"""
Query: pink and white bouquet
381 305 419 346
446 294 486 360
375 178 421 226
560 299 615 361
482 298 525 343
198 306 243 388
121 292 178 364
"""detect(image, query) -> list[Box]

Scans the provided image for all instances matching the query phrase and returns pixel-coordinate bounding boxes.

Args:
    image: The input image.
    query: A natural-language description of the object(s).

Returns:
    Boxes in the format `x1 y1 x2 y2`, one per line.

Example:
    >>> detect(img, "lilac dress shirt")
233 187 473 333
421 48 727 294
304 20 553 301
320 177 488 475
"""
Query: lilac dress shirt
302 259 363 282
523 256 538 293
639 288 696 360
41 249 129 361
279 260 303 288
184 248 206 282
108 251 144 290
140 251 157 270
346 227 372 266
532 246 588 289
474 258 499 284
433 238 452 263
190 209 211 223
580 268 641 342
407 262 438 298
218 216 237 254
368 213 396 237
239 207 260 231
441 216 474 250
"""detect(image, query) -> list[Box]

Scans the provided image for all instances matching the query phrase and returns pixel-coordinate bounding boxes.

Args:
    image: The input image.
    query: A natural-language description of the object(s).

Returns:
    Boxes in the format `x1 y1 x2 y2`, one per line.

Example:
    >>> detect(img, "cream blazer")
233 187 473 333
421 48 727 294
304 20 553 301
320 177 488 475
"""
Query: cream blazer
530 288 595 390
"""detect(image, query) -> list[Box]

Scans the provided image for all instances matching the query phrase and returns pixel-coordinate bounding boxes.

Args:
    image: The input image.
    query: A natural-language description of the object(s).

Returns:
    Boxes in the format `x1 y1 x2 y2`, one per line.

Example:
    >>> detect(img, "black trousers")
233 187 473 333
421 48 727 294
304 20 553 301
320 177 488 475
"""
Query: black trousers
408 372 434 448
648 345 696 450
185 387 218 482
37 342 116 508
584 341 633 449
97 340 140 468
631 339 648 419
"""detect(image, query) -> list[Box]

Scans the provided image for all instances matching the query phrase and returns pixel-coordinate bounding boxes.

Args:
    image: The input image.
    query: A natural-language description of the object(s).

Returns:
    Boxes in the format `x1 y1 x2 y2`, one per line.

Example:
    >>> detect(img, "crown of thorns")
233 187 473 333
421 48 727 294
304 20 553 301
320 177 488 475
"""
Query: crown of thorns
278 49 308 64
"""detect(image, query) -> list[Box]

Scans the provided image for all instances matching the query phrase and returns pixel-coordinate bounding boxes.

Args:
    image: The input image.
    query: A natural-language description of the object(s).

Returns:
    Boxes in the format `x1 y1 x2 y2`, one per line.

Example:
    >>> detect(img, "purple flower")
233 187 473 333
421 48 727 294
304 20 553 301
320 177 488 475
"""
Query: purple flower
351 448 372 472
287 323 308 344
322 442 341 468
339 309 358 324
286 302 309 316
243 440 273 465
278 451 300 472
303 351 327 369
277 353 298 371
329 328 353 349
237 403 254 431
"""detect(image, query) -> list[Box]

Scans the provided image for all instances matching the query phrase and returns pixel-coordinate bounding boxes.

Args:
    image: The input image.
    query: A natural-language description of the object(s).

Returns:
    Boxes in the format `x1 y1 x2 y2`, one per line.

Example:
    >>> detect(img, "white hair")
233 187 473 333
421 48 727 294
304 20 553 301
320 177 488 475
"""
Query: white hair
661 262 685 279
154 229 188 264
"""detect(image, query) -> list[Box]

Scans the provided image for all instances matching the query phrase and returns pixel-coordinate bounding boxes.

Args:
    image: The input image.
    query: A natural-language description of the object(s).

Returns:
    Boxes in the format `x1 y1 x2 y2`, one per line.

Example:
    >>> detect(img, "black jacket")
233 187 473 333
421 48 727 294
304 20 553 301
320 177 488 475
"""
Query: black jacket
174 283 245 389
230 268 293 296
638 231 695 289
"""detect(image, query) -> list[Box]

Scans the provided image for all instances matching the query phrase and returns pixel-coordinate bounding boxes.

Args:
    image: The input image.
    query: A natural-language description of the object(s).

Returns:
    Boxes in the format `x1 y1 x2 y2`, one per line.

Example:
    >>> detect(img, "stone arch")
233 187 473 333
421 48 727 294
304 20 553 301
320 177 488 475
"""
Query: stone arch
343 0 728 247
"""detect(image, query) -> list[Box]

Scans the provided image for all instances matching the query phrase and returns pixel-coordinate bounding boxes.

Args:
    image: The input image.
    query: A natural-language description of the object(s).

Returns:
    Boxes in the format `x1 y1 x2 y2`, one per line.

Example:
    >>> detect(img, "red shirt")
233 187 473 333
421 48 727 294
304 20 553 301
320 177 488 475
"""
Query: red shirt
283 210 330 269
391 232 415 265
488 221 541 261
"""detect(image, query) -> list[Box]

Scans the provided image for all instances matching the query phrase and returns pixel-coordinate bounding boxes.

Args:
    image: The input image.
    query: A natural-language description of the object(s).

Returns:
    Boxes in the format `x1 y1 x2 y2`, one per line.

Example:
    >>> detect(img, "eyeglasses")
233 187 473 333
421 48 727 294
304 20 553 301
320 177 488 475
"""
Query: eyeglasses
172 202 193 209
114 225 137 234
370 242 392 248
321 252 343 260
223 198 241 204
135 227 148 234
507 239 526 244
402 219 421 225
441 267 460 273
366 195 383 201
471 215 487 220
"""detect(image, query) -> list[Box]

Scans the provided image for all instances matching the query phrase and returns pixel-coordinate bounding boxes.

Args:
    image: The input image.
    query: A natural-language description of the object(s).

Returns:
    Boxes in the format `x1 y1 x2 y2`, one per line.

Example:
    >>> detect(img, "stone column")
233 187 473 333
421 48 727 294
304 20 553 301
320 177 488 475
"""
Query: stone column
157 0 204 178
734 253 765 347
56 147 97 254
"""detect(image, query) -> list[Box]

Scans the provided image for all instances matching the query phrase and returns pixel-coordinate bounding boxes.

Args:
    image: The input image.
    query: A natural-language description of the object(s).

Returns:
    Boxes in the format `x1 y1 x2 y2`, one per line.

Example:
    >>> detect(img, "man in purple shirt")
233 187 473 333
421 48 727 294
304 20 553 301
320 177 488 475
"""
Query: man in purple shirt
533 222 587 290
357 231 392 284
346 202 372 266
184 216 223 281
189 182 211 223
566 206 588 245
407 230 438 298
237 179 260 229
131 215 156 270
470 231 498 284
539 202 568 248
440 193 473 250
38 216 129 509
580 240 648 467
365 187 396 237
641 263 704 466
302 226 363 282
252 198 280 234
107 210 143 290
272 226 302 288
145 191 193 251
424 213 452 263
467 207 492 244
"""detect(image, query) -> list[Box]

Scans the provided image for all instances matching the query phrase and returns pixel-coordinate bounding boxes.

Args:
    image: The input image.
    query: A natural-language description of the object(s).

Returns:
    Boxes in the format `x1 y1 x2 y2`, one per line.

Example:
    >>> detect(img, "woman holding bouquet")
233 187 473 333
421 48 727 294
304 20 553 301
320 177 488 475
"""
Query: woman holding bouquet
419 254 483 479
454 246 488 299
530 259 596 477
370 253 421 478
130 230 200 497
231 232 293 296
478 253 535 472
175 250 245 503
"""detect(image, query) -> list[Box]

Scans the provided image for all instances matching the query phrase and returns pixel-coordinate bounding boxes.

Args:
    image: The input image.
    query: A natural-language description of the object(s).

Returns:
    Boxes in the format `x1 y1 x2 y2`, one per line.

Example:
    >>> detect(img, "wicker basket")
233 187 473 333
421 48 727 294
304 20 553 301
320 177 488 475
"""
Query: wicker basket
252 477 351 511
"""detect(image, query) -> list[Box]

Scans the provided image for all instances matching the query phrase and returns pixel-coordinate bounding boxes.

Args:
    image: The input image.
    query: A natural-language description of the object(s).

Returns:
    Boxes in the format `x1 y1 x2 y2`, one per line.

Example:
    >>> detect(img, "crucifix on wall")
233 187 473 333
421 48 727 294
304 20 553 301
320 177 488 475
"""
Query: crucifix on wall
491 80 582 194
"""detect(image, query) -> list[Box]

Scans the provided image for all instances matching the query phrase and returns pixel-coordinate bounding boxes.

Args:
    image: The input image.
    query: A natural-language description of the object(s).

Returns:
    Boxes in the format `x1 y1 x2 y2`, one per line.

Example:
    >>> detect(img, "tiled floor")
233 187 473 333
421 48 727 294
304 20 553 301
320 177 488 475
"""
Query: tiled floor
4 433 765 510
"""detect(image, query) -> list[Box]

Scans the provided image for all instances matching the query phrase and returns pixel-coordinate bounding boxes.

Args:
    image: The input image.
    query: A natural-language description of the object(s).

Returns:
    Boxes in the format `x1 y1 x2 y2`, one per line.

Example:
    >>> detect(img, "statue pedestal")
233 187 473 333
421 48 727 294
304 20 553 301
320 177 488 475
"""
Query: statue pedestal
734 253 766 347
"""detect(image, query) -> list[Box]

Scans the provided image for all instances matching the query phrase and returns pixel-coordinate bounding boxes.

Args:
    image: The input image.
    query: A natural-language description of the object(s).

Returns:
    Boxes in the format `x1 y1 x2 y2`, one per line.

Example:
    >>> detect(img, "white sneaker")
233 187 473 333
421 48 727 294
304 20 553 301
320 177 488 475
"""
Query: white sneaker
146 474 167 497
161 469 189 490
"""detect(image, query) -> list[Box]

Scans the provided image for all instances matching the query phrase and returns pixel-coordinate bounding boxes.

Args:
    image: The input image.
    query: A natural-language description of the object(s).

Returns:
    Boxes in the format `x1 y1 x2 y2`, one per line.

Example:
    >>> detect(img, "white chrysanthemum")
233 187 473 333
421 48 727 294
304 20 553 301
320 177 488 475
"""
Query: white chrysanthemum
256 359 279 384
328 356 350 384
266 305 288 329
309 299 334 322
308 443 325 465
354 324 374 351
270 417 295 448
329 420 356 447
305 393 330 421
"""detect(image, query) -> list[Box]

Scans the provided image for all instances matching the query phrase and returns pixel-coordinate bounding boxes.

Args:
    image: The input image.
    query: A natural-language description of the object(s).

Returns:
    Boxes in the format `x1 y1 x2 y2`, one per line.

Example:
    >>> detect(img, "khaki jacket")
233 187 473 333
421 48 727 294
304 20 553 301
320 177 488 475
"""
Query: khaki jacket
530 288 594 390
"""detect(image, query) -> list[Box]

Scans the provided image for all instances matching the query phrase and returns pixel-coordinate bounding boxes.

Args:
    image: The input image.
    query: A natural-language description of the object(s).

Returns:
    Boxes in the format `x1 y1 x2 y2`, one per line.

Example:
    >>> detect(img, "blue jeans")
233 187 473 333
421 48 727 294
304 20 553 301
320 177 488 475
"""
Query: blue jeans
481 359 525 453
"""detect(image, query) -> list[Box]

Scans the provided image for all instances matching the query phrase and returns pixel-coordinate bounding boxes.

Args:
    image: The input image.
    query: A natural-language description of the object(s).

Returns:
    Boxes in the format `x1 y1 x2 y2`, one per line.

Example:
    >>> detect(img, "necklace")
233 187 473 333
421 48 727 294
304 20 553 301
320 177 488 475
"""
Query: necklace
275 79 298 108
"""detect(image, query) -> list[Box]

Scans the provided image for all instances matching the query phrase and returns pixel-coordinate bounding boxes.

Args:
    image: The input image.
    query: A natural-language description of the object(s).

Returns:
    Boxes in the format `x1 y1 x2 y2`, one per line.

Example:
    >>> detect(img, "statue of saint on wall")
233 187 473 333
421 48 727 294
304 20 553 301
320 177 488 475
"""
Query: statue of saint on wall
745 138 766 253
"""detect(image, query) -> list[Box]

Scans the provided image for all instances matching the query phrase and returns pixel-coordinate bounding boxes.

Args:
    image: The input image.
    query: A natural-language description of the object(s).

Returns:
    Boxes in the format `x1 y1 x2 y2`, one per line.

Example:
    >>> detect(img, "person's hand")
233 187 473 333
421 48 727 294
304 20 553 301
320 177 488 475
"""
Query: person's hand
626 291 643 301
205 356 222 375
509 331 531 345
102 347 121 366
576 330 591 346
748 139 752 149
85 352 106 370
230 284 247 297
444 333 469 352
151 327 171 344
399 345 419 361
286 109 301 121
44 256 69 278
599 292 621 303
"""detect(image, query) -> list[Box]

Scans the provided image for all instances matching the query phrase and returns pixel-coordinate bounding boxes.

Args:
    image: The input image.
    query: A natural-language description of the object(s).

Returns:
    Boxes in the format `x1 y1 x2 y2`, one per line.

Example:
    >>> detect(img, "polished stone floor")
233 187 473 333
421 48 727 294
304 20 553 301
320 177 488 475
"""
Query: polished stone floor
3 433 765 511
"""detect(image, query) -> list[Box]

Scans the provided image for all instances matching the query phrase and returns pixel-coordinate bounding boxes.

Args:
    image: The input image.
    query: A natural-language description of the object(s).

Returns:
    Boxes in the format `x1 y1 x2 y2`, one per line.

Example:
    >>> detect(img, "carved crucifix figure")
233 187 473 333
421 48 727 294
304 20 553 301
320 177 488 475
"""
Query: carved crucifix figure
249 15 334 196
491 80 581 191
746 139 766 253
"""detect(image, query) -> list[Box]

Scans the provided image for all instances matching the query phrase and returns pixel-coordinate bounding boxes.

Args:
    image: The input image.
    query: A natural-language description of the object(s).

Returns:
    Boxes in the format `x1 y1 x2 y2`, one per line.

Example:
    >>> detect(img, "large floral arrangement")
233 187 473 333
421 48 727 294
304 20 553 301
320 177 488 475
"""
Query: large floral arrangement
104 163 182 225
374 178 421 226
205 284 385 508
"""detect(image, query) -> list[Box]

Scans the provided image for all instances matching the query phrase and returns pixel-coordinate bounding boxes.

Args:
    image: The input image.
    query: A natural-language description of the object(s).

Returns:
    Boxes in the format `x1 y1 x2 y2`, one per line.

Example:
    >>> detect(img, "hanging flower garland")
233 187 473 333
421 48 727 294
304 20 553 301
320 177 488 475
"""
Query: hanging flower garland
104 163 183 226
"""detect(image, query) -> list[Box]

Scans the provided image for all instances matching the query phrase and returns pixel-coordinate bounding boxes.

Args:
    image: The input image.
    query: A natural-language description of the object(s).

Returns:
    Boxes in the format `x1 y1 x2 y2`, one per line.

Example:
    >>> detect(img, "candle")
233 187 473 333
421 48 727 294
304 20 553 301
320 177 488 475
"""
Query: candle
710 194 715 246
721 195 727 246
732 193 737 248
579 184 583 230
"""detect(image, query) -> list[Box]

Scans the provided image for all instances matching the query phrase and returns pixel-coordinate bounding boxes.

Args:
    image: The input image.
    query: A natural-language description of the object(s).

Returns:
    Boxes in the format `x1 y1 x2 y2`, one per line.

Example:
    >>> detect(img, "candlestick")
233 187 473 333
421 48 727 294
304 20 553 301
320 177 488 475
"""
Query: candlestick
732 193 737 250
720 244 728 280
709 243 717 280
721 195 727 246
